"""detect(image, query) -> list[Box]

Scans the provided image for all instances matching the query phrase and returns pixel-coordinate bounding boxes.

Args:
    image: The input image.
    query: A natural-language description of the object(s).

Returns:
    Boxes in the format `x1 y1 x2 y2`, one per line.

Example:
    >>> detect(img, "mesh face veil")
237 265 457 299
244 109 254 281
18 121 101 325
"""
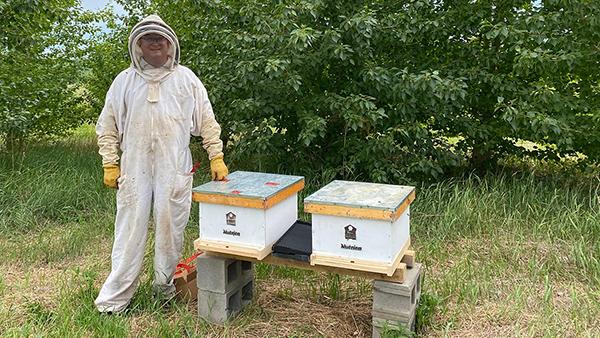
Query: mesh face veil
128 14 180 72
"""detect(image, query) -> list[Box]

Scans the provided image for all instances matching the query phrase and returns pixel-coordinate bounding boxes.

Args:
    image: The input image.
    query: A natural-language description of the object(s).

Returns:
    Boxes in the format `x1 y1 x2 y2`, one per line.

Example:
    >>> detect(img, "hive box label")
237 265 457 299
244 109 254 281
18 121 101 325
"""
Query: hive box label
340 243 362 251
223 229 240 236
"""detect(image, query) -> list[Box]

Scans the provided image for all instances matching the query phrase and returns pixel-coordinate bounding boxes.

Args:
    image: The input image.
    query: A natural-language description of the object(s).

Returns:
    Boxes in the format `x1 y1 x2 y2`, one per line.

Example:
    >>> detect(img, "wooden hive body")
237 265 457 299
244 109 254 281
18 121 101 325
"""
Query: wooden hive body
193 171 304 260
304 180 415 276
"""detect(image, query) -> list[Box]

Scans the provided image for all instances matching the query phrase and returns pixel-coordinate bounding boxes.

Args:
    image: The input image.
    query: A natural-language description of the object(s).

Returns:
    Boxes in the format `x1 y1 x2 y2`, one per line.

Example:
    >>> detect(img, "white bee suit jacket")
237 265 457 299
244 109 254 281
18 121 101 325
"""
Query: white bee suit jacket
94 15 223 312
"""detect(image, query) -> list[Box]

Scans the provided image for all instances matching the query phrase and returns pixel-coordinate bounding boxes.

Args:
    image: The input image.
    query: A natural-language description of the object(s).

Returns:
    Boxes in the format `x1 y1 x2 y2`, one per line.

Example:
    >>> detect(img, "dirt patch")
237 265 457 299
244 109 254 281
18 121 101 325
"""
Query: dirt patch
235 279 372 337
0 262 66 327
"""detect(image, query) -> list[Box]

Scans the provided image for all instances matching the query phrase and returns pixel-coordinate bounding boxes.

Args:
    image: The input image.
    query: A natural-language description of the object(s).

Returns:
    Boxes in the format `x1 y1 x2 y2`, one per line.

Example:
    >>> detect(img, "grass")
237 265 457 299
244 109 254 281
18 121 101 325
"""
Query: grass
0 125 599 337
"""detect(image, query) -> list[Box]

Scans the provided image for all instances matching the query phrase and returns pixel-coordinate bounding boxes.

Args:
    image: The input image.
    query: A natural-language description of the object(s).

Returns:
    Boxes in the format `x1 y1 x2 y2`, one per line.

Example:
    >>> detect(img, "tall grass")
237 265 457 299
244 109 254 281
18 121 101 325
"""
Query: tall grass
414 174 600 241
1 127 599 337
0 127 111 231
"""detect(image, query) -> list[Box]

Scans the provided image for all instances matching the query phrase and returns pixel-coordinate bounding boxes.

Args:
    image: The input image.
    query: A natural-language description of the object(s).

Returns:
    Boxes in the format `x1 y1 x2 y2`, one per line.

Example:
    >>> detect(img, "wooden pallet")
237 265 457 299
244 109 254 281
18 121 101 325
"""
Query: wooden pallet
200 248 415 283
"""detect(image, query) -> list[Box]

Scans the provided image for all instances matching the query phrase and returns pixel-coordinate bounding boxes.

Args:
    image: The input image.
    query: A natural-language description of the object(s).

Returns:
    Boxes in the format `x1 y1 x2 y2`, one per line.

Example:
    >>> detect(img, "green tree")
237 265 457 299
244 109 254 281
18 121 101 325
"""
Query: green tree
0 0 102 150
138 1 600 181
84 0 151 119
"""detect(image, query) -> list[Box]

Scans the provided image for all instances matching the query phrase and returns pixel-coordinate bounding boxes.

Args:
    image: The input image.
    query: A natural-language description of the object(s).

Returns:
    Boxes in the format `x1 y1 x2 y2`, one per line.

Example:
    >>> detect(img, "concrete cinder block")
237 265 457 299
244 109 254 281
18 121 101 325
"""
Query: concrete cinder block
197 275 254 323
373 263 422 297
198 287 242 324
196 254 254 293
372 263 422 315
241 279 254 307
372 313 415 338
372 300 416 324
241 260 254 281
372 301 417 338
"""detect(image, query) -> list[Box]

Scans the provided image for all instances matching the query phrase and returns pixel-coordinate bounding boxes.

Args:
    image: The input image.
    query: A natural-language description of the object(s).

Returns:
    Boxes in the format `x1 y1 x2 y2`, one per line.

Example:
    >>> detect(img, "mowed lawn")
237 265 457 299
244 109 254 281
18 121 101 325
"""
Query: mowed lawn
1 127 599 337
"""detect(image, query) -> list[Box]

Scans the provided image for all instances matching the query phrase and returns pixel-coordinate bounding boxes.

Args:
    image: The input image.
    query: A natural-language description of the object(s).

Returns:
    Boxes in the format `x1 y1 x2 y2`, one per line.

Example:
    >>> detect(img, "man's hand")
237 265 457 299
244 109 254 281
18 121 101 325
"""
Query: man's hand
103 164 120 189
210 156 229 181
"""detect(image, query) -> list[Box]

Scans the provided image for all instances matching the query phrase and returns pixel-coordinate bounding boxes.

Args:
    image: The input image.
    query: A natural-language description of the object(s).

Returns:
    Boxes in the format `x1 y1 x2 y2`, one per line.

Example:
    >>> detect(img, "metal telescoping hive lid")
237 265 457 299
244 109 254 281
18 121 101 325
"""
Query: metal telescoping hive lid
304 180 415 221
192 171 305 209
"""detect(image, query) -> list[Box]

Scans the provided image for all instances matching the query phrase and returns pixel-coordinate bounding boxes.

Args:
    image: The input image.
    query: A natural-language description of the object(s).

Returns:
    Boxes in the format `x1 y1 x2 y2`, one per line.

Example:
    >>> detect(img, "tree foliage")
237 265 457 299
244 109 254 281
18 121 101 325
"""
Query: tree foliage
145 0 600 182
83 0 152 118
0 0 101 150
6 0 597 181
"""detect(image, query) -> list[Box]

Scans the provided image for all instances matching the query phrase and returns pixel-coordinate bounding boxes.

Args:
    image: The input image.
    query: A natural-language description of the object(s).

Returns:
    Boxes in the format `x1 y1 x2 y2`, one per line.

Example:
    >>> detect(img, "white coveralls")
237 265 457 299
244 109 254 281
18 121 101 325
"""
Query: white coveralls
94 15 223 313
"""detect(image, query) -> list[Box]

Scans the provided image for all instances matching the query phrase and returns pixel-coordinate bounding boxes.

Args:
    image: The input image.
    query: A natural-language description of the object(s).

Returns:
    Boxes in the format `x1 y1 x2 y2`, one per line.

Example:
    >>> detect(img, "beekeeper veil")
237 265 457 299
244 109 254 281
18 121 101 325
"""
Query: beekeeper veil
128 14 180 102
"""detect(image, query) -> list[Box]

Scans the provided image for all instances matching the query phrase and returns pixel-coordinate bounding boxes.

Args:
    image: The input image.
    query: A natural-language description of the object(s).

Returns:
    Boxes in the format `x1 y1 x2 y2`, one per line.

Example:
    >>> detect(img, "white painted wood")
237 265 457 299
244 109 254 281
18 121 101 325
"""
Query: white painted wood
198 197 298 248
392 206 410 259
265 194 298 247
311 209 410 264
199 203 266 246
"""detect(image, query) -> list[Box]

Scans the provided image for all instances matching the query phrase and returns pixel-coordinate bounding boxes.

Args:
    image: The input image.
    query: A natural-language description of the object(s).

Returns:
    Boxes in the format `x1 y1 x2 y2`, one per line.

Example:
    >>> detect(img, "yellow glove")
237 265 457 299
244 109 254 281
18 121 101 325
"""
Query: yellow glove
103 164 120 189
210 156 229 181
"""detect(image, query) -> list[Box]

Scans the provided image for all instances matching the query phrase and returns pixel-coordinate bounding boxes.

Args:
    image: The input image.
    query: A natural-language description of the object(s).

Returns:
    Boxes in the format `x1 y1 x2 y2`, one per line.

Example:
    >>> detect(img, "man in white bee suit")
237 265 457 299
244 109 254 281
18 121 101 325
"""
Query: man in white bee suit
94 15 229 313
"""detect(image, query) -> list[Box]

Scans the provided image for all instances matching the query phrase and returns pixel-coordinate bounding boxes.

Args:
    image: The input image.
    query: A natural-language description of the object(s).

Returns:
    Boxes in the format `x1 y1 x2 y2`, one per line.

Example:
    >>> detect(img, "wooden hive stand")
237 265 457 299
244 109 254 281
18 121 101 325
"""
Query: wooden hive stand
194 240 416 283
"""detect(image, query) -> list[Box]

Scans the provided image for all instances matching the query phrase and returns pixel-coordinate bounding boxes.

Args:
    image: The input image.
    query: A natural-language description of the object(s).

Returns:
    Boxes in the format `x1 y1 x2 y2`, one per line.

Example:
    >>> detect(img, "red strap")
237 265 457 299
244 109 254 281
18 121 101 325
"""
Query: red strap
265 181 280 186
175 251 203 274
176 263 194 273
184 251 202 264
191 161 202 174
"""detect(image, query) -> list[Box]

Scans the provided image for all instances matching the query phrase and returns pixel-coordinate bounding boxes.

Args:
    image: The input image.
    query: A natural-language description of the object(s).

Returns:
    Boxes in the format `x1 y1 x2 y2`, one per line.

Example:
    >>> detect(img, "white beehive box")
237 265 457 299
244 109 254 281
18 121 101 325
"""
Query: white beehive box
193 171 304 260
304 180 415 276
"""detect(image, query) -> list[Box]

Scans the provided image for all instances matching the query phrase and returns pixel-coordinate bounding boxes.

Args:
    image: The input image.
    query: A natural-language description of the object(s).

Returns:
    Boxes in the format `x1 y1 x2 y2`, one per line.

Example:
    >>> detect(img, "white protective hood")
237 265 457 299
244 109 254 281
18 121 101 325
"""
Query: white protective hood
128 14 180 71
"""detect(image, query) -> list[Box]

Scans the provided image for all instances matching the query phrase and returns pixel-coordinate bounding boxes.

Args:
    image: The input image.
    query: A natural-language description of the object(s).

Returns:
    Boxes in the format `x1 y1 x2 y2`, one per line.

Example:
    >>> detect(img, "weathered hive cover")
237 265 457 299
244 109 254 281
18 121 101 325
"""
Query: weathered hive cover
304 180 415 221
193 171 304 209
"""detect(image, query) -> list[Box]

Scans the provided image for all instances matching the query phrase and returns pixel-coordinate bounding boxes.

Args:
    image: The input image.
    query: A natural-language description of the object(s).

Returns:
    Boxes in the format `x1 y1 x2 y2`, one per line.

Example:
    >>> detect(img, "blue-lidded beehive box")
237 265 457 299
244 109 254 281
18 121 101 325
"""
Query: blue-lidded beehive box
193 171 304 260
304 180 415 275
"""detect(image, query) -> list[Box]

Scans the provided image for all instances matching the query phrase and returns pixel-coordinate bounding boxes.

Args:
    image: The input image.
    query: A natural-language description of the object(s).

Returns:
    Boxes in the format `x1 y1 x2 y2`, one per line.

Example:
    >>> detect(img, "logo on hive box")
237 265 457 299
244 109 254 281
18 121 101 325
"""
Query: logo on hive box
344 224 357 240
226 212 236 226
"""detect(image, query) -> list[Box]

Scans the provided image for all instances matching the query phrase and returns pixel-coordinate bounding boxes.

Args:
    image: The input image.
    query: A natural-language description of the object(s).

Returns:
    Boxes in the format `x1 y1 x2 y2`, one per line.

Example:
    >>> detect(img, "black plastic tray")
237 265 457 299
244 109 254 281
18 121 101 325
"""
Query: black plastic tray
271 220 312 262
